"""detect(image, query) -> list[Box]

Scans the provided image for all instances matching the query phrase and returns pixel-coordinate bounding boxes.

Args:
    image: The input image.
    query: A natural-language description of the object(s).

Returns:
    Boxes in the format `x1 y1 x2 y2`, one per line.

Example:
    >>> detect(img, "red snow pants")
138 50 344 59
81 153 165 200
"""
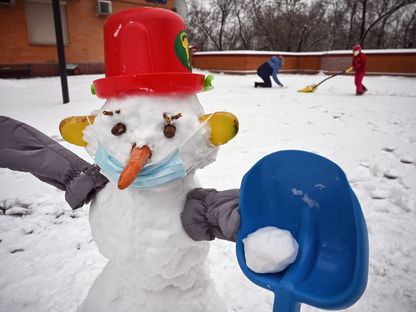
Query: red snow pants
354 71 365 94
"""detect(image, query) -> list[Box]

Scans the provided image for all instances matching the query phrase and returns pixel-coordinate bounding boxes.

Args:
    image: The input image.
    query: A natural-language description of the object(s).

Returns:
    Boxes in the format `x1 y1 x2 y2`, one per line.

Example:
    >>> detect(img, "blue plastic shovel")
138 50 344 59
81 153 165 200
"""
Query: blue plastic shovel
236 150 368 312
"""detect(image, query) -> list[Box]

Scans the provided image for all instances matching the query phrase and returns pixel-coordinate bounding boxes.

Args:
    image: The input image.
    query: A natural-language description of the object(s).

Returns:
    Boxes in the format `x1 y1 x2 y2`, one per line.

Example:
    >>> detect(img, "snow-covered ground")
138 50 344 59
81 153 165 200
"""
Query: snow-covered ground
0 72 415 312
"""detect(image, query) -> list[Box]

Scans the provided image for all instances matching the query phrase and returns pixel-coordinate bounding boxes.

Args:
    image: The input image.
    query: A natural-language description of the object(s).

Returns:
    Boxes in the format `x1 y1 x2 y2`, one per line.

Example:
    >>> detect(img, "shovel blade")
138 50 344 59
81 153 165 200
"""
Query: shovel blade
236 150 369 312
297 85 317 93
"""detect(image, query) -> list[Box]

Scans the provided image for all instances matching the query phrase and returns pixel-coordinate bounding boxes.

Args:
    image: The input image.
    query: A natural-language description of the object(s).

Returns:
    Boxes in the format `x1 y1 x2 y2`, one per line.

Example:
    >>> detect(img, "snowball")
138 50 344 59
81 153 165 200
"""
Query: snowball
243 226 299 274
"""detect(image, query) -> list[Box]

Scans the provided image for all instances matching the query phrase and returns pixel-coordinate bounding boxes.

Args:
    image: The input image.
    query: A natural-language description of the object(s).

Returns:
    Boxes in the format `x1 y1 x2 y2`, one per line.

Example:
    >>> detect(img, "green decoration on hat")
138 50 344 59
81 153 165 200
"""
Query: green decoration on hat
91 84 96 95
174 31 192 71
204 75 214 91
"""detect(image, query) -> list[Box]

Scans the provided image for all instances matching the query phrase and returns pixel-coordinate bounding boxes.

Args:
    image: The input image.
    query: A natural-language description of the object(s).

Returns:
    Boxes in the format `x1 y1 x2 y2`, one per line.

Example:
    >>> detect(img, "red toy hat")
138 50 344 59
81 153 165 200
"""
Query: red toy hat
93 8 206 99
353 43 362 51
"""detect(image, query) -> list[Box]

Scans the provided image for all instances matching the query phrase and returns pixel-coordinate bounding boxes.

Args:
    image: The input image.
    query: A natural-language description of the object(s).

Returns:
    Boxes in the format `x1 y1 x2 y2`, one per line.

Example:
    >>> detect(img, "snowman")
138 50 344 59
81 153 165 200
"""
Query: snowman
59 8 298 311
59 8 238 312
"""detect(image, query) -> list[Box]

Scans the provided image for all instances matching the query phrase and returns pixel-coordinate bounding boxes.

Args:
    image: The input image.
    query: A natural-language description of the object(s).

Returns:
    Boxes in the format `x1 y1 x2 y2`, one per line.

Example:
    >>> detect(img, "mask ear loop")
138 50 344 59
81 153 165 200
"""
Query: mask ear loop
144 113 215 167
179 113 213 149
86 114 98 136
84 115 102 161
181 113 219 174
86 114 120 163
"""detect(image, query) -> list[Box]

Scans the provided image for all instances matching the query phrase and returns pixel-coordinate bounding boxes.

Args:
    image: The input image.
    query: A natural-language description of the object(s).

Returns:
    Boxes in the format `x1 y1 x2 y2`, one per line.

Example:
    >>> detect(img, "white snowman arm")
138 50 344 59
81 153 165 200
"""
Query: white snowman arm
181 188 240 242
0 116 109 209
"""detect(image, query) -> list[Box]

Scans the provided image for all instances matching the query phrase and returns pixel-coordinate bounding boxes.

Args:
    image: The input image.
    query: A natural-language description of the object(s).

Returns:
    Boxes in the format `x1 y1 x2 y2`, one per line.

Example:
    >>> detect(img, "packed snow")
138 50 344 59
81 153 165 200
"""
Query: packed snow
1 71 416 312
243 226 299 274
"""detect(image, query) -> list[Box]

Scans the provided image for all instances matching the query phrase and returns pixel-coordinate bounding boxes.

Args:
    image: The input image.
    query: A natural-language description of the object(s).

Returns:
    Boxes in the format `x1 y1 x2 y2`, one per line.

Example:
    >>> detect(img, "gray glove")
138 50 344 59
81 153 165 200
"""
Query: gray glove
181 188 240 242
0 116 108 209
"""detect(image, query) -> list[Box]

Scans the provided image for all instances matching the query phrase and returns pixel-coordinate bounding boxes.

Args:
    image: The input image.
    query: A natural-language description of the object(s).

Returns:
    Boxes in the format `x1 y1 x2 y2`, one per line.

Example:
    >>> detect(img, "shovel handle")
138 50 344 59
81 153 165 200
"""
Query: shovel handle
345 66 353 73
314 73 339 88
273 290 301 312
315 66 352 88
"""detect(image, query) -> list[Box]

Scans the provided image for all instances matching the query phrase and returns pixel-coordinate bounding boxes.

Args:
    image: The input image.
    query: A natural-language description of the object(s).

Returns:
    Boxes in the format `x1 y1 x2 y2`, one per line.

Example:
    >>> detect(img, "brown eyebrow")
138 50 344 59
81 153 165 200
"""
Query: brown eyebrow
103 111 114 116
163 112 182 124
171 113 182 120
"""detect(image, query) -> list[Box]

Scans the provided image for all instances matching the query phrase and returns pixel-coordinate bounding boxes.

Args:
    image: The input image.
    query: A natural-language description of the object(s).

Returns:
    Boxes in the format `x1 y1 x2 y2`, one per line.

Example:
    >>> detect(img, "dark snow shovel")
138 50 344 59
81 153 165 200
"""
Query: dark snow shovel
236 150 368 312
298 67 353 93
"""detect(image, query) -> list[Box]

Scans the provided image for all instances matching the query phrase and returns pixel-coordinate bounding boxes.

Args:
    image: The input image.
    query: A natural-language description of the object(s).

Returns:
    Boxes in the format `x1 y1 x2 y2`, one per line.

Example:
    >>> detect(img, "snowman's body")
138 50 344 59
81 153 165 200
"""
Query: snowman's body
78 95 227 312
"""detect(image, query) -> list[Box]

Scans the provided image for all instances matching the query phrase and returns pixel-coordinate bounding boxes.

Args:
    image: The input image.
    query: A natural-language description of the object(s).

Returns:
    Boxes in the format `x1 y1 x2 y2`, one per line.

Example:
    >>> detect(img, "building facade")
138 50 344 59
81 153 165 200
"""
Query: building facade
0 0 178 77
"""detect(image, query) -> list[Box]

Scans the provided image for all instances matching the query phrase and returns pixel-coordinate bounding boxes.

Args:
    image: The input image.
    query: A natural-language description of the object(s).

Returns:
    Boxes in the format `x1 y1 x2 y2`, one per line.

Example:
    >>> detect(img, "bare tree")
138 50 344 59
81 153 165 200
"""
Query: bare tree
185 0 416 51
345 0 361 48
360 0 416 46
216 0 235 50
246 0 279 50
232 0 251 49
295 1 328 51
326 0 348 49
401 7 416 47
186 2 216 50
359 0 368 44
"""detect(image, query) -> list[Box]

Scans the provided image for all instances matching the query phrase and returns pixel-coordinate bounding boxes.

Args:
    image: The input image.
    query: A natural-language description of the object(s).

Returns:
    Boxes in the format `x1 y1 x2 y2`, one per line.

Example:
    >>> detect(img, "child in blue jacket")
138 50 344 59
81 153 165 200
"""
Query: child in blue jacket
255 55 284 88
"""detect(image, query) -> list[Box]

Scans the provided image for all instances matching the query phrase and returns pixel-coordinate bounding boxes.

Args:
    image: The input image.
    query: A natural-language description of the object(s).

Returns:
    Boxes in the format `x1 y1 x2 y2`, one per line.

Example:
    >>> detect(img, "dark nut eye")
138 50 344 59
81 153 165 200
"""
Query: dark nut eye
111 123 127 136
164 124 176 138
163 112 181 138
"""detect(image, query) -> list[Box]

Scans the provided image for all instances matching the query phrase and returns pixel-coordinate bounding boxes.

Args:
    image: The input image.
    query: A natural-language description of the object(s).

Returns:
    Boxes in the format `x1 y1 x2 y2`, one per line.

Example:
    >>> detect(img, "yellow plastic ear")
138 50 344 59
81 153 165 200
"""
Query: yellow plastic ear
59 115 95 146
199 112 239 146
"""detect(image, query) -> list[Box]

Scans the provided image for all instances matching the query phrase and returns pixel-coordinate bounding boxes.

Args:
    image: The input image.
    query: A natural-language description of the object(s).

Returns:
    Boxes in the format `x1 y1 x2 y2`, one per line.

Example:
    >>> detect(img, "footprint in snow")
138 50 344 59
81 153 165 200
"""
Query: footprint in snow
383 147 414 164
370 189 389 200
399 156 414 164
382 146 396 153
383 168 400 180
359 160 371 168
332 112 345 119
349 165 372 184
0 199 32 216
5 206 32 216
10 248 25 254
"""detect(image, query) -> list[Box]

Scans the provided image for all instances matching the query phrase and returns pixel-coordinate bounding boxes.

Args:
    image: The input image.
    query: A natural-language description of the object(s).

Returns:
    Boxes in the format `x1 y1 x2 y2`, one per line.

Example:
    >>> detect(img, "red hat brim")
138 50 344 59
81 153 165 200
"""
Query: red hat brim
93 72 206 99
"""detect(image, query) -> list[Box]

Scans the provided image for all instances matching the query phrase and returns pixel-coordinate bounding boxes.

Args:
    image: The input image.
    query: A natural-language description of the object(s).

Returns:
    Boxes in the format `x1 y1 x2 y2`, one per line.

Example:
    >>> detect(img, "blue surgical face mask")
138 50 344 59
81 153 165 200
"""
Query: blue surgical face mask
88 112 215 189
95 143 186 189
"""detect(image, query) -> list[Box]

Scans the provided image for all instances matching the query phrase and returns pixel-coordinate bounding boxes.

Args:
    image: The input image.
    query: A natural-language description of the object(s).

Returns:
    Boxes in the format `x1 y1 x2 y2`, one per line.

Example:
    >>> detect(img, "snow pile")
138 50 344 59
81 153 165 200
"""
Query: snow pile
243 226 298 273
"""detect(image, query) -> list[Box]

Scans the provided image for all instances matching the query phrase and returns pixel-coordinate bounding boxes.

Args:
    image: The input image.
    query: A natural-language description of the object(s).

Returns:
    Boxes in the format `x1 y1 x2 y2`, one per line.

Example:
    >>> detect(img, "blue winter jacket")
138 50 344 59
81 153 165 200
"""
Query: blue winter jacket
267 56 283 86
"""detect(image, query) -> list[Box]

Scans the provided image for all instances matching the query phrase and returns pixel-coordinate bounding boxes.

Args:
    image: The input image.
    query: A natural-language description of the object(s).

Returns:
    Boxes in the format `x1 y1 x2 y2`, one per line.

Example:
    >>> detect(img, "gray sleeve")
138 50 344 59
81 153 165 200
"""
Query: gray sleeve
181 188 240 242
0 116 108 209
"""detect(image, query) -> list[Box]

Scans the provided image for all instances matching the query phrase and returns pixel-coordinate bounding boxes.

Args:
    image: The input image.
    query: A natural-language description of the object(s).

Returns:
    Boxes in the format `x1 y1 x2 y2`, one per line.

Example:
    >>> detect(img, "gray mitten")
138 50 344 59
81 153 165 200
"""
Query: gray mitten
0 116 108 209
181 188 240 242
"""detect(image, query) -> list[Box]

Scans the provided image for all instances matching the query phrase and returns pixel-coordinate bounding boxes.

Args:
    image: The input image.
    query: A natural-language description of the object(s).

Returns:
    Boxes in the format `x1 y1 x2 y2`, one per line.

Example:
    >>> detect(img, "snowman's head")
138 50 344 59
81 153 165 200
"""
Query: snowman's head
78 94 236 189
58 8 239 190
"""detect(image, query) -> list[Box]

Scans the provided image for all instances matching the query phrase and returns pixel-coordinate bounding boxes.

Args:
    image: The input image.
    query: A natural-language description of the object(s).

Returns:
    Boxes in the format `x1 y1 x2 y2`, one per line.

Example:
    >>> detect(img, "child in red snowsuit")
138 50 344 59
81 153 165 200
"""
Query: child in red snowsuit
352 43 367 95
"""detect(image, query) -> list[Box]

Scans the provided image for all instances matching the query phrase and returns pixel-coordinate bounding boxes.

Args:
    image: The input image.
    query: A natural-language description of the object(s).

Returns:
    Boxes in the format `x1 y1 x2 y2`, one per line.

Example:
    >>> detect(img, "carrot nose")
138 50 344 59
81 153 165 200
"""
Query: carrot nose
118 145 152 190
